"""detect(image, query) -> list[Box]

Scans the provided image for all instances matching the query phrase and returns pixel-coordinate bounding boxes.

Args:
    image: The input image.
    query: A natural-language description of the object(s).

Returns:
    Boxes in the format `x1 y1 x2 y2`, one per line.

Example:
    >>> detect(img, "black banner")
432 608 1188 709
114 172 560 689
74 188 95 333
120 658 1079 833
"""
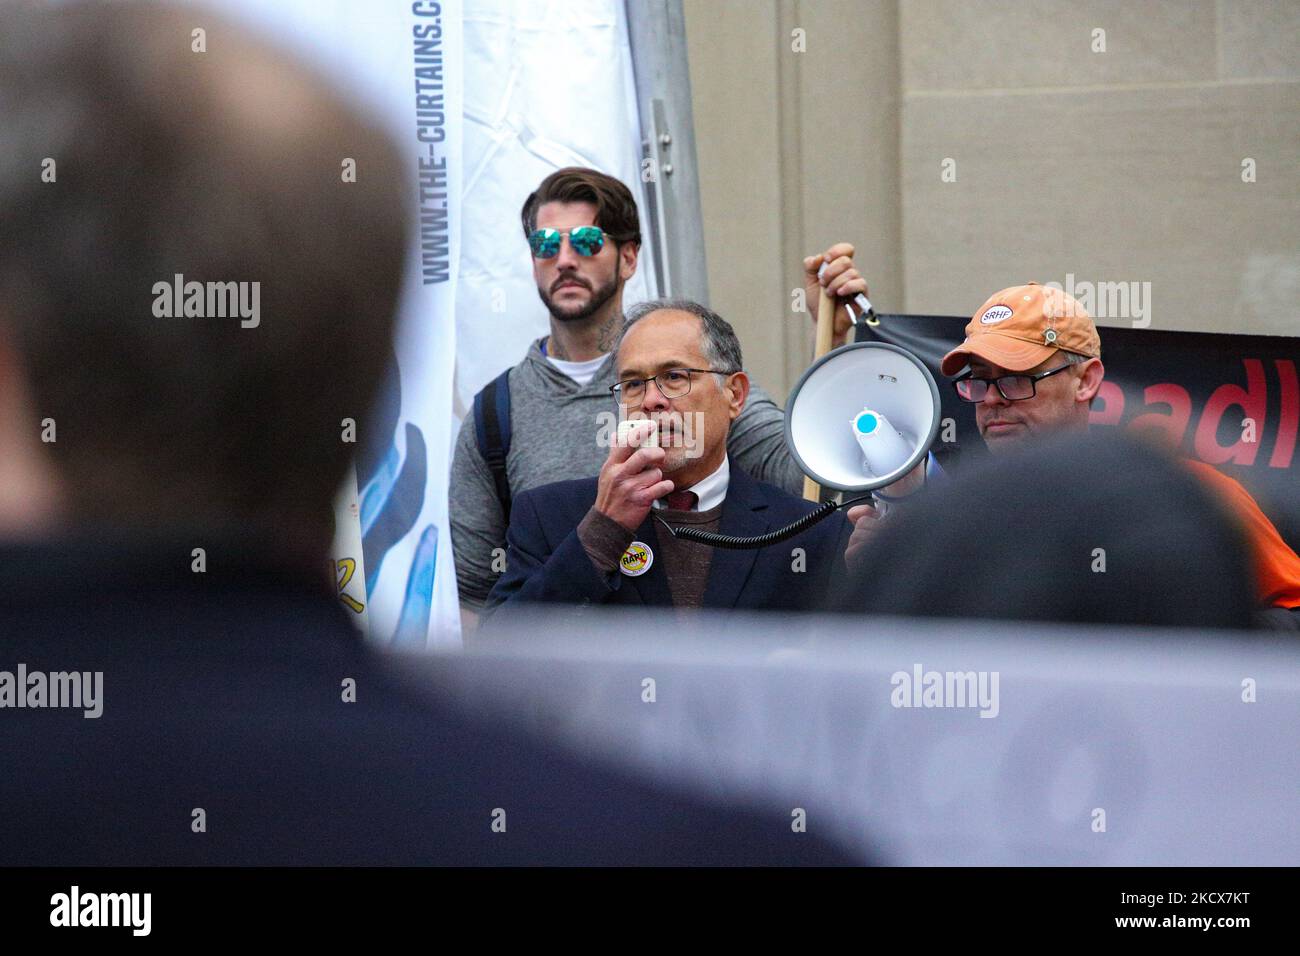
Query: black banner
855 315 1299 547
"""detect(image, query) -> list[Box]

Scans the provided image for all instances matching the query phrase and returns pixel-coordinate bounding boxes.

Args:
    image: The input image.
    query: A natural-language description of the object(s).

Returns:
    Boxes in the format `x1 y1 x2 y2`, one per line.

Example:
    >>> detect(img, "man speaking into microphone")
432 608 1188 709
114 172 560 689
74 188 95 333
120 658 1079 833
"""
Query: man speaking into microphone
485 300 852 614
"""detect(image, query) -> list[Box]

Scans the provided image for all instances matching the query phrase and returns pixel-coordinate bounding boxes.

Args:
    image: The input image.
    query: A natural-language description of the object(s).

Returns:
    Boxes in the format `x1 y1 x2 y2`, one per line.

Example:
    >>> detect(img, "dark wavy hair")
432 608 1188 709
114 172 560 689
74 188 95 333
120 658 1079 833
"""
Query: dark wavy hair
520 167 641 248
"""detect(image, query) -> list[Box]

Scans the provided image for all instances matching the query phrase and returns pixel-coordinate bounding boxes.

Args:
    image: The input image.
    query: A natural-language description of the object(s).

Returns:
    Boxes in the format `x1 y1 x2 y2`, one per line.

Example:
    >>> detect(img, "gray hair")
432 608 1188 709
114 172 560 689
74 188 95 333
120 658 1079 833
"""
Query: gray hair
619 299 744 387
1060 349 1100 408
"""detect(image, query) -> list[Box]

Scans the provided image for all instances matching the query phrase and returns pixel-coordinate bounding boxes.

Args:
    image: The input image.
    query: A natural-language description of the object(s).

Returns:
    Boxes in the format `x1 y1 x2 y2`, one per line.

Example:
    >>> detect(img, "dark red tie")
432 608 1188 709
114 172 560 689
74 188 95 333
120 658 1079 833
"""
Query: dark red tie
663 490 698 511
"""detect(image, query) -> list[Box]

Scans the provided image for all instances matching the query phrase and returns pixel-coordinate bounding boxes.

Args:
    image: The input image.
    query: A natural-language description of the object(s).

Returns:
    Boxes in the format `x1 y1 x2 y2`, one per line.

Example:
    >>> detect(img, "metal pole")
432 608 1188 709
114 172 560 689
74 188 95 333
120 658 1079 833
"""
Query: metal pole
624 0 710 304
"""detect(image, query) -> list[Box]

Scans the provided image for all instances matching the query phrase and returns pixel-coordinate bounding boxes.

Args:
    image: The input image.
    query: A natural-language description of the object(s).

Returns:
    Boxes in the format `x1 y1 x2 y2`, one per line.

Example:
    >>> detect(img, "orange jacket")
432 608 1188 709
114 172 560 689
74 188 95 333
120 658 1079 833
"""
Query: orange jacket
1185 460 1300 609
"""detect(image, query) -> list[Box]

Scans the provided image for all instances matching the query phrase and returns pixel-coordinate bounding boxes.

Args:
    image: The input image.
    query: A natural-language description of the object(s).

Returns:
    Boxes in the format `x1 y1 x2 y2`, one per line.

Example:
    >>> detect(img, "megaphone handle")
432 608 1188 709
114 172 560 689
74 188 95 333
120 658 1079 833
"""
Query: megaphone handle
802 286 837 502
814 286 836 356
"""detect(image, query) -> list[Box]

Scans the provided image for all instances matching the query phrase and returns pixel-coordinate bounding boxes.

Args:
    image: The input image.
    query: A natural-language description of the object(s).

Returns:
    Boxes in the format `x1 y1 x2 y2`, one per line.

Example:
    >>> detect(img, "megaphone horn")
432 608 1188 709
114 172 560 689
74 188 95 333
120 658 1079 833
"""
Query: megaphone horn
785 341 942 493
656 341 941 550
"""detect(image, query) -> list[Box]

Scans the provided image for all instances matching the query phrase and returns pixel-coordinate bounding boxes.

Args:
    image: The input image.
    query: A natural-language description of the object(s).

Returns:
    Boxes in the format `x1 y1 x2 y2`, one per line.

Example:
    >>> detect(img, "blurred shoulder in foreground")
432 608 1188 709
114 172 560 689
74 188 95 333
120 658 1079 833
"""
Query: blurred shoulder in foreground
835 431 1257 630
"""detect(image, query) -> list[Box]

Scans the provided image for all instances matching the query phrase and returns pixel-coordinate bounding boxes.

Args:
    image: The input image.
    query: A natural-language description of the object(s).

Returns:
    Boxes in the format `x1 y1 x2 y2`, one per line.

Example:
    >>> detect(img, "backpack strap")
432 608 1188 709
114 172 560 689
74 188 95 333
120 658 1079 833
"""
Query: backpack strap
472 369 514 521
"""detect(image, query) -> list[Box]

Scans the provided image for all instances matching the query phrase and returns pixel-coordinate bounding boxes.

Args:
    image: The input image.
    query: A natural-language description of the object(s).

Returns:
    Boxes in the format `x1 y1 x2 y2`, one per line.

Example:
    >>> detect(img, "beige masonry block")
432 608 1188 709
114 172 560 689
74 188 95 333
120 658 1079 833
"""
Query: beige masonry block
900 82 1300 335
793 0 903 334
902 0 1217 92
1219 0 1300 80
685 0 790 392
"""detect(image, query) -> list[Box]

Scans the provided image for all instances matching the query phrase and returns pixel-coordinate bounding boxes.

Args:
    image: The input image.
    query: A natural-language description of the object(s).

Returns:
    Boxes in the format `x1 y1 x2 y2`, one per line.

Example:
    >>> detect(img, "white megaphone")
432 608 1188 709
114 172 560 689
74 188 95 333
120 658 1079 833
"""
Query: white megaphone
785 342 941 493
657 341 941 551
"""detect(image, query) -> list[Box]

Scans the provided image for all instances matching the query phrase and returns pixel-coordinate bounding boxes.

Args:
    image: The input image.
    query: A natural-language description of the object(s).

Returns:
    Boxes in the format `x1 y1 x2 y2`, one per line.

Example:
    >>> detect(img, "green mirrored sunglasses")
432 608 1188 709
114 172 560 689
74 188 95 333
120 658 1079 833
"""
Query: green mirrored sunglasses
528 225 606 259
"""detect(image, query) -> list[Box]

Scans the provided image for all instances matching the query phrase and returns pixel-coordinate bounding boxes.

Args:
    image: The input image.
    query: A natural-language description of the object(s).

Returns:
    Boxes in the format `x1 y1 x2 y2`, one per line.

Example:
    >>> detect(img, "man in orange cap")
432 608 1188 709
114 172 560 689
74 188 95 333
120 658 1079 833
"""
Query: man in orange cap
939 282 1105 449
940 282 1300 624
800 254 1300 624
804 254 1300 623
830 281 1106 565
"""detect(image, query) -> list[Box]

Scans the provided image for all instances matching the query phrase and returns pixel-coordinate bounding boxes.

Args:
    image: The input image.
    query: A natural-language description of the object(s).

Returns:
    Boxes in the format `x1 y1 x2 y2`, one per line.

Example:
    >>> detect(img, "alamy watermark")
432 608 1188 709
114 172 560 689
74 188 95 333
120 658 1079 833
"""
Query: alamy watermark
890 663 999 718
50 886 150 936
152 273 260 328
0 664 103 718
1043 273 1151 328
596 408 707 459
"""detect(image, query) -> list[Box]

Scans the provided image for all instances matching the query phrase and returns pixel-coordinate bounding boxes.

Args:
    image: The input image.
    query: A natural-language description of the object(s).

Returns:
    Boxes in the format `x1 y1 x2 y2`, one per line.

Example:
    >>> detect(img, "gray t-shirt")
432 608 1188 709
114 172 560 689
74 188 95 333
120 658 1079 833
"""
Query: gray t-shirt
450 338 803 608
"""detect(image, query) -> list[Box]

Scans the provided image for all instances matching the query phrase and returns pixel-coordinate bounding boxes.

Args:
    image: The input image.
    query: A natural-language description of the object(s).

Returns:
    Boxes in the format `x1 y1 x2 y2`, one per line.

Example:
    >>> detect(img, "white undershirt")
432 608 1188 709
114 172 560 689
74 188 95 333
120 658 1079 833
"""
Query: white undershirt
652 455 730 512
545 353 607 387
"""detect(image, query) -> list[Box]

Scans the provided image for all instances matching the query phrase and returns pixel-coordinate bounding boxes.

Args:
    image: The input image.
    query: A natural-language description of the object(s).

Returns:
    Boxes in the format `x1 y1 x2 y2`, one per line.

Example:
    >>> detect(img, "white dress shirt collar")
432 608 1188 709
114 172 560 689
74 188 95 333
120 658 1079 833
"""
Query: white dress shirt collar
652 455 730 512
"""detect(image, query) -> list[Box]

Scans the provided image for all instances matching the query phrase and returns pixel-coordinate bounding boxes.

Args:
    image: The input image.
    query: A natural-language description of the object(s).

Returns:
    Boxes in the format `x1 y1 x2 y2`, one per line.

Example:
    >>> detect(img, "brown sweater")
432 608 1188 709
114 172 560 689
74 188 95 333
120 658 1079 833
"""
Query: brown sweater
577 505 723 608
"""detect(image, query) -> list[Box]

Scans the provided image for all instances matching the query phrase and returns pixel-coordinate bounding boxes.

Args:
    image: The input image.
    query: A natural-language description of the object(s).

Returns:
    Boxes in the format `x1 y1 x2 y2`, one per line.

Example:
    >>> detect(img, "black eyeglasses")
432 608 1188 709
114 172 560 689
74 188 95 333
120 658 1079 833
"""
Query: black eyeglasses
610 368 738 407
952 363 1074 403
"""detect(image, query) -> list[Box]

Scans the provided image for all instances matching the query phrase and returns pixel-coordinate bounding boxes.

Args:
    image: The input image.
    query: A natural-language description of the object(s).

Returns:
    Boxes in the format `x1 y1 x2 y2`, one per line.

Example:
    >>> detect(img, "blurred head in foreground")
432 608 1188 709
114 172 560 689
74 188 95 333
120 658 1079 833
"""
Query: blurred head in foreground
837 431 1255 629
0 1 409 564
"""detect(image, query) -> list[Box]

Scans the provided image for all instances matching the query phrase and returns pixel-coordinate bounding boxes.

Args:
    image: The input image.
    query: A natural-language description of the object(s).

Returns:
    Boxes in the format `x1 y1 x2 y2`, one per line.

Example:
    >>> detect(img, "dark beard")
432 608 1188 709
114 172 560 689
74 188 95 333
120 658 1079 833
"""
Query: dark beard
538 271 620 323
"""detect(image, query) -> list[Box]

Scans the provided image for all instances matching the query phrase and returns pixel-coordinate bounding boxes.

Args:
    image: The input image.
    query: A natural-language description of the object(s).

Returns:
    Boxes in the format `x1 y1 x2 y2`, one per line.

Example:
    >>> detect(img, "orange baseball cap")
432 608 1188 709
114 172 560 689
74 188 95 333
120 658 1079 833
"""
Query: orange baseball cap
940 282 1102 377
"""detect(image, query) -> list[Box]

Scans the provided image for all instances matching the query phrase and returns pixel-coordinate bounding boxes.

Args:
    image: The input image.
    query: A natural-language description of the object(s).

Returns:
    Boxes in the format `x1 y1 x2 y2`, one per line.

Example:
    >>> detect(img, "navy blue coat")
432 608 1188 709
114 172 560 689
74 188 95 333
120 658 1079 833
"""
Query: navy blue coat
486 462 852 613
0 533 855 866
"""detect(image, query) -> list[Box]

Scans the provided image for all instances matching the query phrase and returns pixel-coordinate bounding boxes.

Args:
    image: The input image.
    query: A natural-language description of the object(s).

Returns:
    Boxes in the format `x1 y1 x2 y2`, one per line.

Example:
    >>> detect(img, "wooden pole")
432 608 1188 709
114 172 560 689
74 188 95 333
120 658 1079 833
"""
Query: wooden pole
802 286 836 502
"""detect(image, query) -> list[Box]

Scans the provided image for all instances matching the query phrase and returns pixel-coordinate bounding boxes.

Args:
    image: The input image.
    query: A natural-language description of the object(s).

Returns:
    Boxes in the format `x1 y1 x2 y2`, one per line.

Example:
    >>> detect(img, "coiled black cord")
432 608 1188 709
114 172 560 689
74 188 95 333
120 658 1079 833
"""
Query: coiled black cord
654 494 877 550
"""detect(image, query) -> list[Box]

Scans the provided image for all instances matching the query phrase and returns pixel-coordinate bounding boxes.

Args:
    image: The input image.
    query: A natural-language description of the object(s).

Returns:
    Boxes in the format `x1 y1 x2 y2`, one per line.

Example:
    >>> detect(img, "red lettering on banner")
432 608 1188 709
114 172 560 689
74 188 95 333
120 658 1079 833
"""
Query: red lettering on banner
1128 383 1192 449
1271 359 1298 469
1193 359 1266 466
1089 382 1125 426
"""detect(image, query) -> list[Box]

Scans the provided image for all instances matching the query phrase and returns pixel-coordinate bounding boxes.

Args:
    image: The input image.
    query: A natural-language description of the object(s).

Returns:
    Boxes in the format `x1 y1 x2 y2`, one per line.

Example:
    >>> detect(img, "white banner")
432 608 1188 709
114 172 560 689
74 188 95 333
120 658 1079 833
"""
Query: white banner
425 608 1300 866
455 0 653 412
200 0 464 649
